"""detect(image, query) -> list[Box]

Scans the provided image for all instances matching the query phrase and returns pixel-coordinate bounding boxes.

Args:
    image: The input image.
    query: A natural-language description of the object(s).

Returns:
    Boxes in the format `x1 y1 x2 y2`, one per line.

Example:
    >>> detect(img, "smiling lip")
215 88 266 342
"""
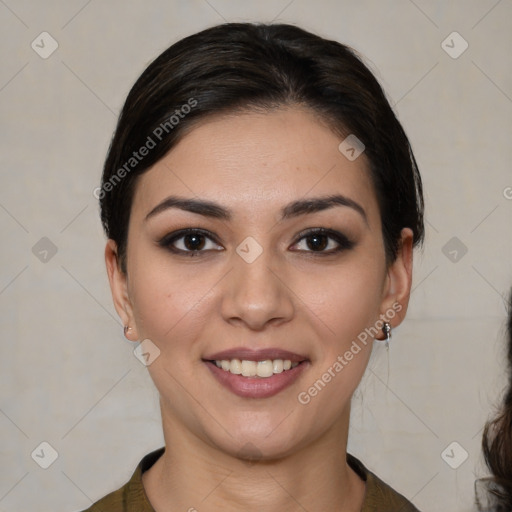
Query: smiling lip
203 347 310 399
204 347 308 363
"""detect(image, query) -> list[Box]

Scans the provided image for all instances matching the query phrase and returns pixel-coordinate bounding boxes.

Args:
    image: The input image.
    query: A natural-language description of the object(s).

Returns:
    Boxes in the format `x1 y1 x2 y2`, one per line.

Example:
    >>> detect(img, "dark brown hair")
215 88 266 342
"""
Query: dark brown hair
99 22 424 271
480 288 512 510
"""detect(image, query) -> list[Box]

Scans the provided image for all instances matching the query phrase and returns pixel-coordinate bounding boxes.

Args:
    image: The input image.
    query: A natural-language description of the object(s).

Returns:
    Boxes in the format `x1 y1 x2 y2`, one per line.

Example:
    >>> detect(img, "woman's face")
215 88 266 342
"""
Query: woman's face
107 107 413 460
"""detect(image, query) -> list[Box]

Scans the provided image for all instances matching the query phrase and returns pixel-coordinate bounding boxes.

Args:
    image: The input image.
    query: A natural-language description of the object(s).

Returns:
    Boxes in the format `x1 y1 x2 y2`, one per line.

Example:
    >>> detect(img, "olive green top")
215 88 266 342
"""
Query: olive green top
80 447 420 512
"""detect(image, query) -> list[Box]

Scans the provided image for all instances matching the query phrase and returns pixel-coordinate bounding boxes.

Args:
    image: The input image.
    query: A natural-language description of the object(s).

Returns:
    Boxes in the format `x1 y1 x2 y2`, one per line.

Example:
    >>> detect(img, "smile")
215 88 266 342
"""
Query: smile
213 358 299 378
203 347 309 399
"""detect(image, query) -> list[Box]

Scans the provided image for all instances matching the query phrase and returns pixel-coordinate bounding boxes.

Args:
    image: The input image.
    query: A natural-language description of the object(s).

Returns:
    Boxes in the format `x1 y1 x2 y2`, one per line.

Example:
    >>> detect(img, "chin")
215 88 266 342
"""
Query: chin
201 412 309 462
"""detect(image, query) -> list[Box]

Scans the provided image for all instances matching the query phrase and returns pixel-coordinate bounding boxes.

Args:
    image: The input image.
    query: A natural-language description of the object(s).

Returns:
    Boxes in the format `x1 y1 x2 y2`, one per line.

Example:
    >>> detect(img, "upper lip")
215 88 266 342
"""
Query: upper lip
204 347 308 363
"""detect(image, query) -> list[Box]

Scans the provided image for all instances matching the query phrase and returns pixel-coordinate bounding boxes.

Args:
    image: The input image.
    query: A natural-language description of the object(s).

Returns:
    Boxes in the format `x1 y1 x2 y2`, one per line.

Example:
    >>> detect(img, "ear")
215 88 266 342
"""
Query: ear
376 227 414 339
105 239 139 341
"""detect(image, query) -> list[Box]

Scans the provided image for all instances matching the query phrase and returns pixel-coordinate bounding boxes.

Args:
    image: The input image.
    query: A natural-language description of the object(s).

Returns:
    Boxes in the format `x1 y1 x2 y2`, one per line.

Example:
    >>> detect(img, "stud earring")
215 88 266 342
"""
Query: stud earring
382 322 391 350
123 325 132 338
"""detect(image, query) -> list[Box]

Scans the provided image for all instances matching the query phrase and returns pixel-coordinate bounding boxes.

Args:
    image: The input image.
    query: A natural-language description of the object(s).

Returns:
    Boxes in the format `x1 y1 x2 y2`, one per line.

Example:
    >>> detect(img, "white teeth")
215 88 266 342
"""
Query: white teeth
257 360 274 378
273 359 284 374
213 358 301 378
241 360 257 377
230 359 242 374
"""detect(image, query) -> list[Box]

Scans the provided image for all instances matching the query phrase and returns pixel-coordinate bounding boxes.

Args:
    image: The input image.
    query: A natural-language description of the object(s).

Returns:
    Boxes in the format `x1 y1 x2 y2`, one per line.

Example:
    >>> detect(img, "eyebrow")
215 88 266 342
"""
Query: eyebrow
145 194 368 224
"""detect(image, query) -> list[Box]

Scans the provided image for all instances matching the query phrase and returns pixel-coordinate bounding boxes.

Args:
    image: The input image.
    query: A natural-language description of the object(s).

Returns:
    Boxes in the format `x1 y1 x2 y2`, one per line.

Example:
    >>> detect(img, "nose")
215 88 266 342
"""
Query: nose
220 249 295 331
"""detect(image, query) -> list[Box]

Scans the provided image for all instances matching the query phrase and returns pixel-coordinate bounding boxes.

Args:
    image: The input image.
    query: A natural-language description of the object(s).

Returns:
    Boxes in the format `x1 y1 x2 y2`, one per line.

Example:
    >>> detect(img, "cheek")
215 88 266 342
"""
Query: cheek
301 258 386 349
294 263 381 423
126 247 211 345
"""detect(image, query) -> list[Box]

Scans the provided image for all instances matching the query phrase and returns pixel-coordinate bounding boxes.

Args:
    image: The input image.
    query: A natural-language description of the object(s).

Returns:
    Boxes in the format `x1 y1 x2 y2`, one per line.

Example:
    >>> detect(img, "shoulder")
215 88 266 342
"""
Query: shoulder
79 487 126 512
79 448 418 511
347 454 421 512
78 448 165 512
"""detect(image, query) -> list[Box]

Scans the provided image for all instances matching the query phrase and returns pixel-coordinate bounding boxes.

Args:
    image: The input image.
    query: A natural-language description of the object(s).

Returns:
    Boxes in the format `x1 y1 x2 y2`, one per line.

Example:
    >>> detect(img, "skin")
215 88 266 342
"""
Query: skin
105 107 413 512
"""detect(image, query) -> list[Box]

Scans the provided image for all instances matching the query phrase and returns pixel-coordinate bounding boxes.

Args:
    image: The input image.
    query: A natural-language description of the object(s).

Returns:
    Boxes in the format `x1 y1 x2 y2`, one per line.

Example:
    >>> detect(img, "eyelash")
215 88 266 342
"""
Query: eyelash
158 228 355 257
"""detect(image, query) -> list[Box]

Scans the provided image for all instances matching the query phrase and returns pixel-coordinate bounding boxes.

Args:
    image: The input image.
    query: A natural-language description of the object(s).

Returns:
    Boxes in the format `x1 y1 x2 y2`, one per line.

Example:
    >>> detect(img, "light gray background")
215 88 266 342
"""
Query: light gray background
1 1 511 511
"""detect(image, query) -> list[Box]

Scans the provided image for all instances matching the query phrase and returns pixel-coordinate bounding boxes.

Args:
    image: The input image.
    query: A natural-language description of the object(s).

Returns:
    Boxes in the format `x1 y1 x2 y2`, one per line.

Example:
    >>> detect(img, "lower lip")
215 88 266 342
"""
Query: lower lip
204 361 309 399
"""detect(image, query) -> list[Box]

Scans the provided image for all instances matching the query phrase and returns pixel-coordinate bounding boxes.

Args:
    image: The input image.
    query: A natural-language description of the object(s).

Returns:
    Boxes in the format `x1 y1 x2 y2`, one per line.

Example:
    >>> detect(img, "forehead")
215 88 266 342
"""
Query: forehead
132 107 378 220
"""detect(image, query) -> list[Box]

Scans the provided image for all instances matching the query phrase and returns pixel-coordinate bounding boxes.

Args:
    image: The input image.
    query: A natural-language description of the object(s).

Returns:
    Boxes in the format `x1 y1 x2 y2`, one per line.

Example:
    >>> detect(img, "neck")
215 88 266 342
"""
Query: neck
142 403 365 512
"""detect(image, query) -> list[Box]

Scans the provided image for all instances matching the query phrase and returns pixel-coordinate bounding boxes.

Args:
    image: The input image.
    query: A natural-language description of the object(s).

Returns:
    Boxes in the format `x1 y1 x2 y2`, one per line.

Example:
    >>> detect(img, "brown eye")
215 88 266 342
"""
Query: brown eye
159 229 223 256
291 228 355 254
183 233 206 251
304 233 329 251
